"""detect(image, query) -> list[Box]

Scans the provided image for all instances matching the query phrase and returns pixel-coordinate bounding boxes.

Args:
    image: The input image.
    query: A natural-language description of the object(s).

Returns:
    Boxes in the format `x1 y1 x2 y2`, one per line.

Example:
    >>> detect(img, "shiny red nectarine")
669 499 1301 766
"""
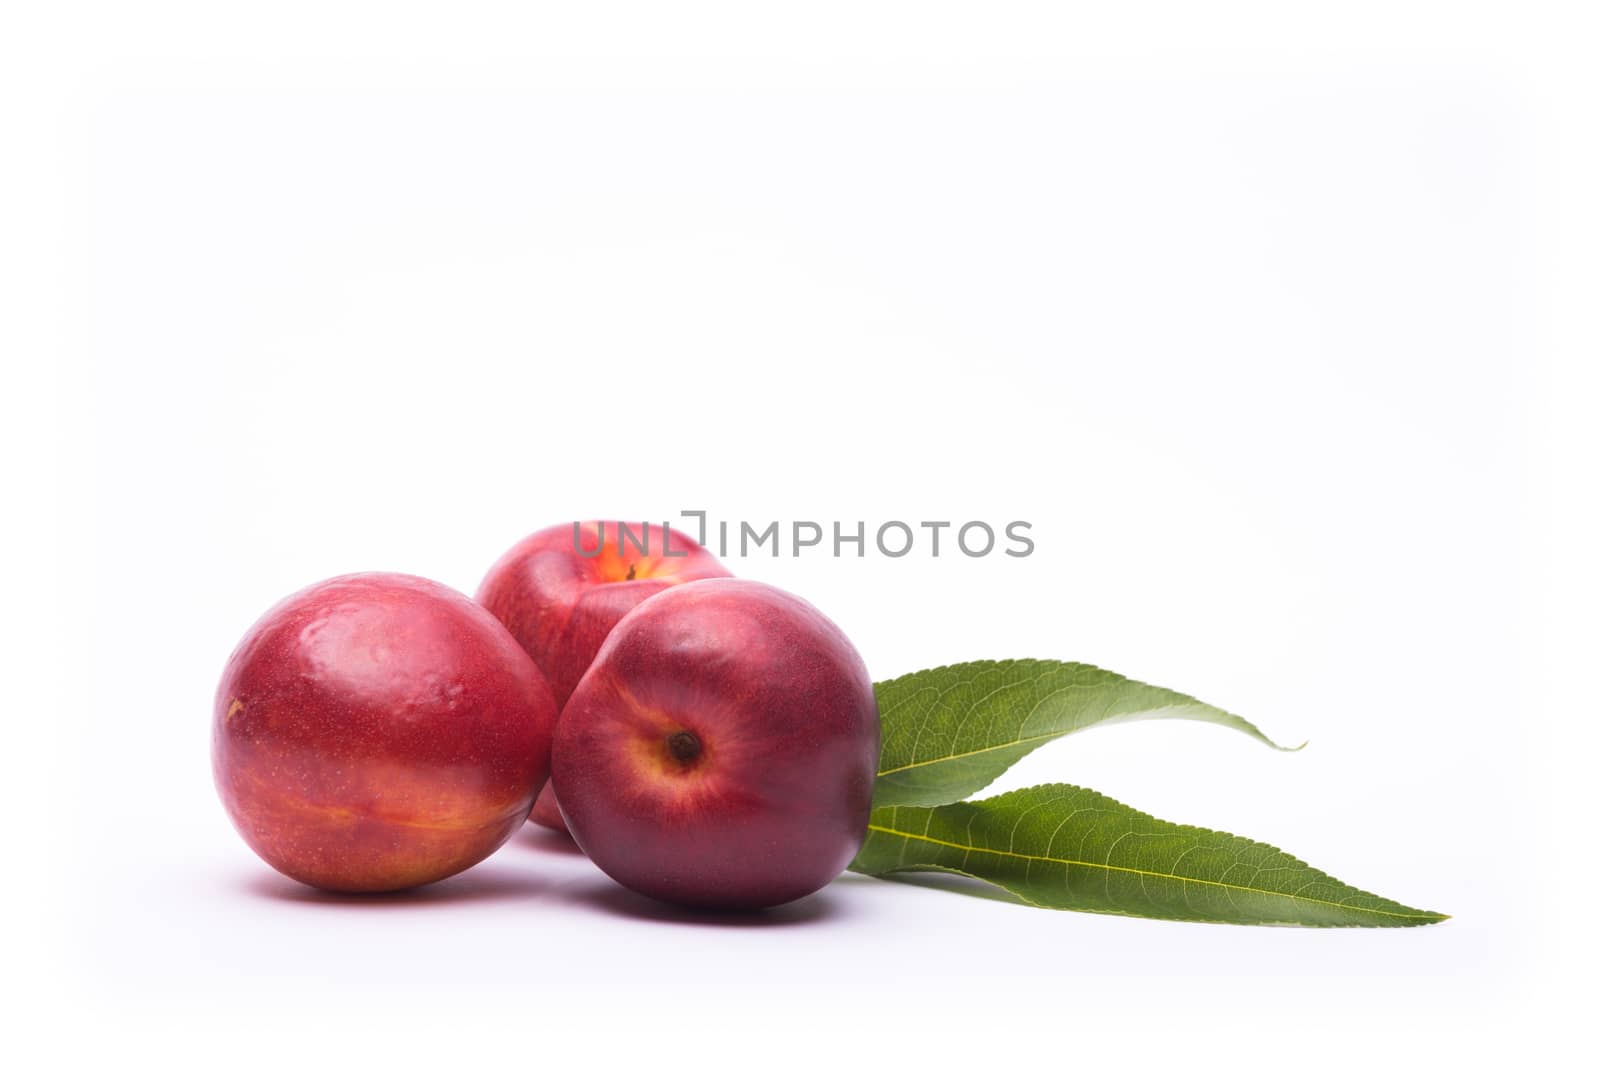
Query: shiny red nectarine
552 578 880 909
477 521 730 831
213 573 558 892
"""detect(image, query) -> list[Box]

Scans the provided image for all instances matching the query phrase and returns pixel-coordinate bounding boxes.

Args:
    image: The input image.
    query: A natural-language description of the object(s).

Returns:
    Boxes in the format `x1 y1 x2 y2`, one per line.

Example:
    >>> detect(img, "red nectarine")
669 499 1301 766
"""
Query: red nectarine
213 573 558 892
478 521 730 832
552 578 879 909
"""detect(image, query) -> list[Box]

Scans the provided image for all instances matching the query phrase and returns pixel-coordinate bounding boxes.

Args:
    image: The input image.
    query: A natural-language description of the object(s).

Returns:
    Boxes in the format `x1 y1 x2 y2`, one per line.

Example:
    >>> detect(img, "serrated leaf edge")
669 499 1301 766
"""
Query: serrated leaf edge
873 658 1302 783
868 862 1398 927
862 784 1449 926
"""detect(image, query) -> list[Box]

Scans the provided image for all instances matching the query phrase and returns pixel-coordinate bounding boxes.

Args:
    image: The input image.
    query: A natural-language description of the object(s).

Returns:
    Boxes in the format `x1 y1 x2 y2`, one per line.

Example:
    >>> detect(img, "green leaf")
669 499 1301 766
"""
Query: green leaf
873 659 1298 808
851 784 1447 927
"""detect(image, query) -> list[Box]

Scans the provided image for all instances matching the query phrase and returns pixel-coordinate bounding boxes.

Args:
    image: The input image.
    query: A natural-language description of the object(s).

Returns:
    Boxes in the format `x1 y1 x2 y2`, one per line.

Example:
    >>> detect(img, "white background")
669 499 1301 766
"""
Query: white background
8 3 1597 1064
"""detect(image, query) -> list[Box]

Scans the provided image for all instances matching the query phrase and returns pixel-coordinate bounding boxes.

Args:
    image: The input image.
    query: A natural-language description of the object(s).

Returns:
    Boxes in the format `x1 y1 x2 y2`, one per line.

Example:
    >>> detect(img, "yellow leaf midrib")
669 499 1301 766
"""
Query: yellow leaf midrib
876 698 1236 778
866 823 1445 922
877 732 1054 777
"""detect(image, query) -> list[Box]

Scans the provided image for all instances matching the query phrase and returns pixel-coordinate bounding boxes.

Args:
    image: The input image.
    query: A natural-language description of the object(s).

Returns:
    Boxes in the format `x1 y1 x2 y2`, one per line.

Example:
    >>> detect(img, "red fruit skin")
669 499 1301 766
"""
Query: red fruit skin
213 573 559 892
477 521 730 832
552 578 880 909
528 782 567 829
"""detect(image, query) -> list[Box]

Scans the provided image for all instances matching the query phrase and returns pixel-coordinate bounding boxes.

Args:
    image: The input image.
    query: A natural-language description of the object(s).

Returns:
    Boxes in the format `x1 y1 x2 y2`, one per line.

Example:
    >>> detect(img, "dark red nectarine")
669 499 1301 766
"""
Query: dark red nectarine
477 521 730 831
552 578 879 909
213 573 558 892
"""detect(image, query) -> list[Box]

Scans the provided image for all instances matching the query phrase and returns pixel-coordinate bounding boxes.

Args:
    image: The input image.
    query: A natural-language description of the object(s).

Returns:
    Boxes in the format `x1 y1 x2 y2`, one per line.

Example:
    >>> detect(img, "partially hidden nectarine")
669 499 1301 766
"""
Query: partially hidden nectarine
477 521 730 832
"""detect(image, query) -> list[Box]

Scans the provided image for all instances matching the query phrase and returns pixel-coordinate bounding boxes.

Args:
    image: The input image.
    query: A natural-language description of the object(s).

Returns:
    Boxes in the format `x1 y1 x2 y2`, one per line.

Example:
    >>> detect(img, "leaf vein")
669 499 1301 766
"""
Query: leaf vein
865 823 1445 921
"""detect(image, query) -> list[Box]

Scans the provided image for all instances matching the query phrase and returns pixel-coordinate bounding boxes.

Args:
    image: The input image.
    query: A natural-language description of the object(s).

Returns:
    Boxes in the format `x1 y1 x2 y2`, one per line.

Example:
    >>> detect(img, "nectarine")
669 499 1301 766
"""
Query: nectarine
552 578 879 909
213 573 558 892
478 521 730 831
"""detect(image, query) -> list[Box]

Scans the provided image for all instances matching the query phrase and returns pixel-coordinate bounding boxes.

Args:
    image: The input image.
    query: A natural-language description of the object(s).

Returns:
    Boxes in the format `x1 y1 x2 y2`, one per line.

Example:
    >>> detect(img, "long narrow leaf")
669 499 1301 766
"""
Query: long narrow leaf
874 660 1297 807
852 784 1446 927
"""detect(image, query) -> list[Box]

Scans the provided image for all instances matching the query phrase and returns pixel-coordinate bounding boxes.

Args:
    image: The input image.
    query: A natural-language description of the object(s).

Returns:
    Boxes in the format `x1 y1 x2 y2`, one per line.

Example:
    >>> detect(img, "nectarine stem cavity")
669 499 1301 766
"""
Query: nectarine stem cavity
666 730 702 765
